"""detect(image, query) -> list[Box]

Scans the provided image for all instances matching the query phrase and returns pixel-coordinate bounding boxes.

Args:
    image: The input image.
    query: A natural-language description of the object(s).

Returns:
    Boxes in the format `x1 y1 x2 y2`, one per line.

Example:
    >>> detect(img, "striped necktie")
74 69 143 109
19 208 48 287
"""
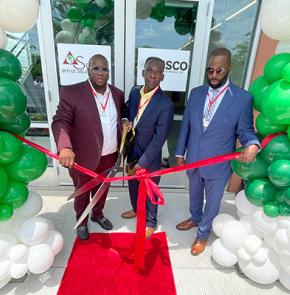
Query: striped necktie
204 88 219 122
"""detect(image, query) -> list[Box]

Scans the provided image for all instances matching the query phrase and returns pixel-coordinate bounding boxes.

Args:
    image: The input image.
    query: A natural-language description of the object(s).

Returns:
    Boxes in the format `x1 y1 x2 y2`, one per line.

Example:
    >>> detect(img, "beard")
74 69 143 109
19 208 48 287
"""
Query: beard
207 73 229 89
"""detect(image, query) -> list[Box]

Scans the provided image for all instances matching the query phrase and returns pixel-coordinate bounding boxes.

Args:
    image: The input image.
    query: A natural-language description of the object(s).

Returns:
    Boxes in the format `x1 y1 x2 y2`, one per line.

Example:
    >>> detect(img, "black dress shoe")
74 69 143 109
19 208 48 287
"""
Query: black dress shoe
91 216 113 230
77 225 89 240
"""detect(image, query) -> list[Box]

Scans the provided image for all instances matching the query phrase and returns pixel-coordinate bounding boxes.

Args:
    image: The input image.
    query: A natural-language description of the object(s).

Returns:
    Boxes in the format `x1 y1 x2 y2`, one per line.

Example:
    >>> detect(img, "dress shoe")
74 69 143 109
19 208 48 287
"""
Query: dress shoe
121 210 137 219
191 239 207 256
77 225 89 240
176 218 197 231
91 216 113 230
145 226 156 239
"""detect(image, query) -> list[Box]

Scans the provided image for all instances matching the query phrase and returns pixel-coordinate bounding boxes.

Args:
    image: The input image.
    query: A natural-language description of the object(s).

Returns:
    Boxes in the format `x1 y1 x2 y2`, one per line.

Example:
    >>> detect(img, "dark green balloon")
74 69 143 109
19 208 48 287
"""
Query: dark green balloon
0 78 27 121
283 62 290 83
245 178 277 206
3 145 47 182
231 155 268 180
0 112 31 135
67 6 82 22
275 187 290 205
262 80 290 124
0 167 8 197
256 113 287 136
0 49 22 81
0 181 28 209
260 135 290 163
268 159 290 187
263 53 290 84
279 202 290 216
263 201 280 217
249 76 269 112
0 204 13 221
0 131 22 164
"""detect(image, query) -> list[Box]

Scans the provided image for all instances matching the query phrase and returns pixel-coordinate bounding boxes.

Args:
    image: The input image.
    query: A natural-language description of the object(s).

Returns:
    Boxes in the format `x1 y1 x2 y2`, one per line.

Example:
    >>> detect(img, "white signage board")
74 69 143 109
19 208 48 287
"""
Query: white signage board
137 48 190 92
57 43 111 86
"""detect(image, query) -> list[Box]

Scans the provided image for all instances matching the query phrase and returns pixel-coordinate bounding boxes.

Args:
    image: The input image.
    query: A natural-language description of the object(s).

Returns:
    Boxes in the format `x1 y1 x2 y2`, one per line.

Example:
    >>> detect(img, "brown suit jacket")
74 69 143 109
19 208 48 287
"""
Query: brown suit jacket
52 80 124 170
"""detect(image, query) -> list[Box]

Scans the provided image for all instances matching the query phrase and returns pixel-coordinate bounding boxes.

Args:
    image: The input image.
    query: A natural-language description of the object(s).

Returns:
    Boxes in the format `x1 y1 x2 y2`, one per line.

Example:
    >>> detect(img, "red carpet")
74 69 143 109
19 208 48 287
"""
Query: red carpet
57 232 176 295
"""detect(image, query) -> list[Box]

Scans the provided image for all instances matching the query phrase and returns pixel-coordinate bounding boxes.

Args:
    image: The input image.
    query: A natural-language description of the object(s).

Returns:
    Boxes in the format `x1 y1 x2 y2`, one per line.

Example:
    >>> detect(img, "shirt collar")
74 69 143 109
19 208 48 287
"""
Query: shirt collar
88 78 109 96
208 79 230 92
140 85 159 98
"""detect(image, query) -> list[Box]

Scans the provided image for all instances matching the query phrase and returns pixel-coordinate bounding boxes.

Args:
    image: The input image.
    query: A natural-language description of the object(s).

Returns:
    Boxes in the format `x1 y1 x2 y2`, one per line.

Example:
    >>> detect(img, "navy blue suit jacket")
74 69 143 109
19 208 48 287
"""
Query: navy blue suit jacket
126 86 174 171
176 82 259 179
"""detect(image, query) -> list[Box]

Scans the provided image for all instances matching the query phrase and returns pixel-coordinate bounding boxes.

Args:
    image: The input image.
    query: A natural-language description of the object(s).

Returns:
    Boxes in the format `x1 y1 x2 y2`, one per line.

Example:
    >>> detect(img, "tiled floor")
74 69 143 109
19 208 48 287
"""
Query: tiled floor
1 187 288 295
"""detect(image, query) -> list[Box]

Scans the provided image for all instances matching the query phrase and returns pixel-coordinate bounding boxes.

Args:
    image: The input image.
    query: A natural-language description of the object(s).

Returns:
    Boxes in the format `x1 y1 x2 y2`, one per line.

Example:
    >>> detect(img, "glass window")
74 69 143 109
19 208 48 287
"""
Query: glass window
51 0 115 83
207 0 260 86
6 27 47 122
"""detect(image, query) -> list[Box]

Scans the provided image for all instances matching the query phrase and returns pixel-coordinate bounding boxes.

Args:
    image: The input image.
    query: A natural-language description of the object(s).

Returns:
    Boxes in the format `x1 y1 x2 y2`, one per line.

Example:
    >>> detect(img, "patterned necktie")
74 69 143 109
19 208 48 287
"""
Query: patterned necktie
204 88 219 122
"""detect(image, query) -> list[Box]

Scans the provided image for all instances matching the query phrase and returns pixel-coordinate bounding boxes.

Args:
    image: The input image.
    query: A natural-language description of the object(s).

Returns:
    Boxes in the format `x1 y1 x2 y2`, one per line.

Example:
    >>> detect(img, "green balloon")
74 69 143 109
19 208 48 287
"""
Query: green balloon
245 178 277 206
275 187 290 205
0 181 28 209
263 53 290 84
0 131 22 164
174 18 191 35
283 63 290 83
164 6 176 17
249 76 269 112
268 159 290 187
0 78 27 121
279 202 290 216
0 204 13 221
262 80 290 124
263 201 280 217
256 113 287 136
0 112 31 135
231 155 268 180
67 6 83 22
0 49 22 81
260 135 290 163
3 145 47 182
0 167 8 197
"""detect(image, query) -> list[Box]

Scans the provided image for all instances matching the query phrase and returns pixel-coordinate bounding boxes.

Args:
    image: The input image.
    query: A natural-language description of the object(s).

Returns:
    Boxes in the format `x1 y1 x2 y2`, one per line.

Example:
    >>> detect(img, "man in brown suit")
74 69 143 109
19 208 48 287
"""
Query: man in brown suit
52 54 125 240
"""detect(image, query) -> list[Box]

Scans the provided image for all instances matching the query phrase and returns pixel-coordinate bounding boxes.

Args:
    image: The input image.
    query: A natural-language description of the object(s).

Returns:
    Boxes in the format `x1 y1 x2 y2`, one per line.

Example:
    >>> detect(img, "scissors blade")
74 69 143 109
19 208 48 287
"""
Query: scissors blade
73 167 118 229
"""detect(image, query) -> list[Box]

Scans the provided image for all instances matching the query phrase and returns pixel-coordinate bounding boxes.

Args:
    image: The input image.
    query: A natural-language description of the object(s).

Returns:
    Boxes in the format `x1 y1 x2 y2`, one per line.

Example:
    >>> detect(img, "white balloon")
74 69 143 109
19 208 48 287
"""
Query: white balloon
238 248 281 284
14 191 43 218
275 228 290 248
260 0 290 41
55 31 74 44
211 239 237 267
27 244 54 274
243 235 262 255
252 210 278 235
252 248 268 266
9 262 28 279
275 40 290 54
0 260 11 280
0 234 17 261
279 270 290 291
278 216 290 231
0 0 39 33
264 234 275 249
279 255 290 274
18 217 50 246
212 213 235 237
95 0 106 8
0 219 14 233
44 230 64 256
60 19 78 34
235 190 259 216
9 244 29 263
240 215 263 237
221 220 249 249
0 28 7 49
238 248 252 262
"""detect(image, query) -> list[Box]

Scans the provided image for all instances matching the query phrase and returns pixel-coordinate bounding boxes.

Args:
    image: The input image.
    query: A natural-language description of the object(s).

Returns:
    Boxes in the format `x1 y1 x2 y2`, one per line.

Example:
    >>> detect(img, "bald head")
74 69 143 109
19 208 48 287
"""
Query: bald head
210 48 231 66
89 54 108 68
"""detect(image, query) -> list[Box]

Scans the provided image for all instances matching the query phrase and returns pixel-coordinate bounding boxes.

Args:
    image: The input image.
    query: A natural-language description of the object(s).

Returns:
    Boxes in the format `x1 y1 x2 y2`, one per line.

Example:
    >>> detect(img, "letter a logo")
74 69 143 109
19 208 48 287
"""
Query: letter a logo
63 51 78 65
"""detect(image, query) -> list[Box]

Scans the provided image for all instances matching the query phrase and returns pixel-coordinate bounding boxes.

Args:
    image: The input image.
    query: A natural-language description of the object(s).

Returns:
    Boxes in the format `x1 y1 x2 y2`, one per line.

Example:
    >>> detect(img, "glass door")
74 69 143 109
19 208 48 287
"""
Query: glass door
125 0 214 187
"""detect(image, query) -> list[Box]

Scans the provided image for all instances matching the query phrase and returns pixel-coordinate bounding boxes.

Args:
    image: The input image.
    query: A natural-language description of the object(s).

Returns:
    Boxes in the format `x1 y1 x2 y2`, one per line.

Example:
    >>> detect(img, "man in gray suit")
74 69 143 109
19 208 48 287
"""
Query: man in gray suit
175 48 260 255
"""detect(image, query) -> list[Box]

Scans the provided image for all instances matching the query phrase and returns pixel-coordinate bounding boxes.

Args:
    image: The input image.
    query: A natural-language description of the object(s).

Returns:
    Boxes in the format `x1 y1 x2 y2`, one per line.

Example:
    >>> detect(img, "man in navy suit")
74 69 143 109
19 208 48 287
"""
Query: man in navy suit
175 48 260 255
121 57 174 238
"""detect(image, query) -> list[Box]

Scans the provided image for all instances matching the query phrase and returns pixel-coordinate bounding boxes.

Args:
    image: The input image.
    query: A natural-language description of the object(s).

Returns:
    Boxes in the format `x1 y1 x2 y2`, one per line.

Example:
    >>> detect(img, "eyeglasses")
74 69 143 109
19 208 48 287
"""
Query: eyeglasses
144 69 163 76
206 67 226 75
89 66 109 74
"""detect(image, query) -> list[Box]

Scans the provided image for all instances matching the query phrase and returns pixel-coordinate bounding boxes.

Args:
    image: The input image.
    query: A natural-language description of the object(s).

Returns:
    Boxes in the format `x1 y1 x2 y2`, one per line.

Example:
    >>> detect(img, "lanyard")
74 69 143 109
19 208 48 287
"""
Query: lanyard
206 85 229 113
90 84 110 112
137 86 159 117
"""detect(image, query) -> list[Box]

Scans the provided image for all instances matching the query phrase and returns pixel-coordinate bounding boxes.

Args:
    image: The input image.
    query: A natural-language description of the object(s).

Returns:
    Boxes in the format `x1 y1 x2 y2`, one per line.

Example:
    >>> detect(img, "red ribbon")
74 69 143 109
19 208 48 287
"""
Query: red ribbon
11 132 283 270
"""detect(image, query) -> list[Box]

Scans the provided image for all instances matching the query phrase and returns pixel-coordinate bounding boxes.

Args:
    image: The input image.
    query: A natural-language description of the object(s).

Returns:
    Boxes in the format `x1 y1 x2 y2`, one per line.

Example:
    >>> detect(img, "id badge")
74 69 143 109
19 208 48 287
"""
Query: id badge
100 110 110 124
133 116 138 128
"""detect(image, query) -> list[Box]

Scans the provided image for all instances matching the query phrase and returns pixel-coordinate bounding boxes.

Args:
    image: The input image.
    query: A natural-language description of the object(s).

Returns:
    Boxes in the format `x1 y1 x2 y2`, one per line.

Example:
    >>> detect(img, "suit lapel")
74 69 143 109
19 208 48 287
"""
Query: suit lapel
205 83 236 131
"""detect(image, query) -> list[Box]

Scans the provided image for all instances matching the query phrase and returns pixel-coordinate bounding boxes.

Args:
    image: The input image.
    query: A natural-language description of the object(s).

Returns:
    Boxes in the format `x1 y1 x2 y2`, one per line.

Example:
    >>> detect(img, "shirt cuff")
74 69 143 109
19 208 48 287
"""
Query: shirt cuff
244 140 261 152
